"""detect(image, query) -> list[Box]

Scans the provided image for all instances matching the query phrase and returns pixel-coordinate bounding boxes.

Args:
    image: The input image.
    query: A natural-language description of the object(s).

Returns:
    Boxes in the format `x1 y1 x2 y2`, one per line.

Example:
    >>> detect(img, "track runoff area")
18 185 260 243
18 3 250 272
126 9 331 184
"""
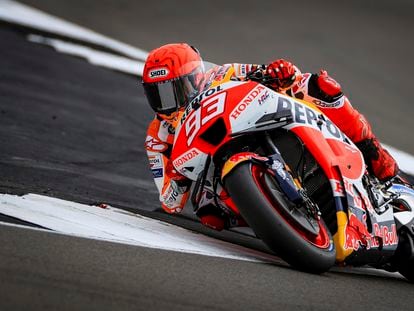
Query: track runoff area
1 1 413 270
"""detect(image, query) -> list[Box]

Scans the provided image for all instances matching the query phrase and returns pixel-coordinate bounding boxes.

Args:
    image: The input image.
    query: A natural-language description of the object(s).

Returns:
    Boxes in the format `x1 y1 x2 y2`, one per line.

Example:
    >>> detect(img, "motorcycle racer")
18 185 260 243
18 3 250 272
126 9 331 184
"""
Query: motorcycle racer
142 43 399 230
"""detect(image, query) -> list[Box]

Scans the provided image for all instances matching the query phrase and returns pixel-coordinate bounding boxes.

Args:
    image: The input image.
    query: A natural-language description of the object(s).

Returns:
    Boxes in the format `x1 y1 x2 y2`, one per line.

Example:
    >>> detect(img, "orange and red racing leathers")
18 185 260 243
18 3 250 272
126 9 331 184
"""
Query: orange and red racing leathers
286 69 398 182
145 63 398 215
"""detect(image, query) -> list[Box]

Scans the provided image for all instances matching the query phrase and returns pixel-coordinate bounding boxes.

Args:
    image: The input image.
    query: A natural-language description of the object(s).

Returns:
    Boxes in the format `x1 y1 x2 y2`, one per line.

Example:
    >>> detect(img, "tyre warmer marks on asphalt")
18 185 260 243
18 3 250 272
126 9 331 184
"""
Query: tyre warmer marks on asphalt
0 193 280 264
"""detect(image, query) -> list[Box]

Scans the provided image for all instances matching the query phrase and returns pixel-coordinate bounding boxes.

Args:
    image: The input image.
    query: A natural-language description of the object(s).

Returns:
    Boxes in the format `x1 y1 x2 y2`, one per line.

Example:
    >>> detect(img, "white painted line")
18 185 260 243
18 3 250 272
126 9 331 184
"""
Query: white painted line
27 34 144 76
1 1 413 173
0 193 280 264
0 0 148 60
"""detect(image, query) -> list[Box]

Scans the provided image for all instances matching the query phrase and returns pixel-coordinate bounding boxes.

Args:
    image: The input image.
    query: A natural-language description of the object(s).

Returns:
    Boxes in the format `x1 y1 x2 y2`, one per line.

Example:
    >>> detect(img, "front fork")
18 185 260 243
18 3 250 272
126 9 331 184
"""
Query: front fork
220 133 317 215
263 133 322 221
263 133 304 204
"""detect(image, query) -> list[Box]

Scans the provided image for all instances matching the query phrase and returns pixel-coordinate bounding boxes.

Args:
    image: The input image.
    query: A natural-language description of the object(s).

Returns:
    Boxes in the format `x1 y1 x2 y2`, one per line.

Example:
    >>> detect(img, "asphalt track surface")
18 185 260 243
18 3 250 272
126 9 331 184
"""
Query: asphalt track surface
1 1 414 310
2 224 412 311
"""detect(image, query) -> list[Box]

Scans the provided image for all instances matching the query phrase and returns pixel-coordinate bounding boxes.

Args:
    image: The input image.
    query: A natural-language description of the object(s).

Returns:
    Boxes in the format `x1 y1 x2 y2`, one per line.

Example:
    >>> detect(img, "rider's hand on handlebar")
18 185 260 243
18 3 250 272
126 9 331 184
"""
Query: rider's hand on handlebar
265 59 297 90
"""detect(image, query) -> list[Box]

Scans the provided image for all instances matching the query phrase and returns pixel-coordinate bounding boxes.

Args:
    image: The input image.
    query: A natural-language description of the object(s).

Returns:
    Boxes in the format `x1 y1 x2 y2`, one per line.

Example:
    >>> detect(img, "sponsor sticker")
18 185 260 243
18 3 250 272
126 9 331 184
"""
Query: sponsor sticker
173 148 200 169
312 96 345 108
230 85 265 120
371 223 398 247
162 187 179 207
292 73 310 93
148 68 169 79
149 155 162 169
222 152 268 178
151 168 163 178
258 90 270 105
276 96 348 142
145 137 169 152
162 121 175 134
240 64 247 76
271 159 287 180
181 85 224 125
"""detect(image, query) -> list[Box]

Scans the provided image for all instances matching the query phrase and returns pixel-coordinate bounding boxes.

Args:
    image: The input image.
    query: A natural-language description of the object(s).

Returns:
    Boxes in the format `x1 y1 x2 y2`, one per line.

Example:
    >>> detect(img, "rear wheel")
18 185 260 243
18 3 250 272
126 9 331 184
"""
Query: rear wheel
225 162 336 273
392 229 414 282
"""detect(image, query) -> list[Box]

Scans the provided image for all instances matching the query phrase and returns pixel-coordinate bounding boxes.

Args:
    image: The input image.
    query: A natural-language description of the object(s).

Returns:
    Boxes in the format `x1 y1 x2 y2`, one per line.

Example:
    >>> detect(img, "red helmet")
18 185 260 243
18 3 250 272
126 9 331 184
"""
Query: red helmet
142 43 204 115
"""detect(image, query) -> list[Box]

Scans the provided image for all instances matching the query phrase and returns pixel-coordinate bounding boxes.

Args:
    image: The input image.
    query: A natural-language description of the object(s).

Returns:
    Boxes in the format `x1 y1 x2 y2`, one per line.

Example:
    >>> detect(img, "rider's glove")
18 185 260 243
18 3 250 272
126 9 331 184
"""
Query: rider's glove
165 160 191 193
265 59 297 90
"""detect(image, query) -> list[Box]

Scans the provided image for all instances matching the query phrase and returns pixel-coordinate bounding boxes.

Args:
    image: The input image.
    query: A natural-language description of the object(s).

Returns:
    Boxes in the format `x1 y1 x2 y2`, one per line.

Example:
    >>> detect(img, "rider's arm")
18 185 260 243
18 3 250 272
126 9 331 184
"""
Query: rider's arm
228 63 263 80
145 116 190 214
288 69 399 181
265 59 369 142
265 59 398 180
288 70 371 143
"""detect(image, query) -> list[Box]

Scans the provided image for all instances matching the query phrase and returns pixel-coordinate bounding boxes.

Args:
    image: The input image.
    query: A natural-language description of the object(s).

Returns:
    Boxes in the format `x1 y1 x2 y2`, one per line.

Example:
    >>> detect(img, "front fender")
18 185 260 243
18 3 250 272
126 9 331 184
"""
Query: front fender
221 152 268 180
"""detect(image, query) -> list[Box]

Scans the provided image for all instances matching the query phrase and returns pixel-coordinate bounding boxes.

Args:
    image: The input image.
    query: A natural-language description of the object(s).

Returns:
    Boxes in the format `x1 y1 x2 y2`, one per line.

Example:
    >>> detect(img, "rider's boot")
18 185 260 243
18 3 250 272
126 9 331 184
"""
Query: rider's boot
356 136 399 182
200 214 226 231
197 203 248 231
303 75 399 182
197 204 227 231
393 171 413 187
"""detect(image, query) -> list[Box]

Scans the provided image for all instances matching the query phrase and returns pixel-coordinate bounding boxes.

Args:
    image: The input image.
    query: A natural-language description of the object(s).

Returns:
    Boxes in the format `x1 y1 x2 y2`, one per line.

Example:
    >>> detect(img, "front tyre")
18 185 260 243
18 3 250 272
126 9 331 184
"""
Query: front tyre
225 162 336 273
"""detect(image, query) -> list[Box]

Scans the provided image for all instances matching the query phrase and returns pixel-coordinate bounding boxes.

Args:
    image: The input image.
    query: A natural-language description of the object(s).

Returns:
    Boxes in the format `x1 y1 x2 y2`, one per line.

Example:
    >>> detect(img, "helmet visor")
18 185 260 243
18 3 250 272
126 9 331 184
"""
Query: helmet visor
143 69 203 115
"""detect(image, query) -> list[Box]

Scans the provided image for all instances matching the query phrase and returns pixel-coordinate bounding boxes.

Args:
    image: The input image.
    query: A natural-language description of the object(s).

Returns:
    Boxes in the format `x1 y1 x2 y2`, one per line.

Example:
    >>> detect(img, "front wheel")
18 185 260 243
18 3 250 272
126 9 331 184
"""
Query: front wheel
224 162 336 273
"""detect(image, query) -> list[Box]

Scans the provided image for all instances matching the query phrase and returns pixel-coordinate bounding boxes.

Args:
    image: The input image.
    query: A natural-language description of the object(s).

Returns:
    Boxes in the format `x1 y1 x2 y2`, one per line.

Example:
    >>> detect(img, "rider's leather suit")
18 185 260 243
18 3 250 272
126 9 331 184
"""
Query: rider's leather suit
145 63 398 218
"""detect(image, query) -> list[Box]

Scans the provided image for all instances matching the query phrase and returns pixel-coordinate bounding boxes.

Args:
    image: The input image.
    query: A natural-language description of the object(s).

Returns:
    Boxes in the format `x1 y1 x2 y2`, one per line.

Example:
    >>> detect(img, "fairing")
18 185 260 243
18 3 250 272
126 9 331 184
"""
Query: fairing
171 78 400 262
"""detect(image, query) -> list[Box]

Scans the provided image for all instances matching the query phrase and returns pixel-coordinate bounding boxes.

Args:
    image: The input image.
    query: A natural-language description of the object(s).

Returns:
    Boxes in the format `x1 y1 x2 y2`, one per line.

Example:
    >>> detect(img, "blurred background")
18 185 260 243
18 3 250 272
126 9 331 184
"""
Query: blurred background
1 3 414 308
18 0 414 153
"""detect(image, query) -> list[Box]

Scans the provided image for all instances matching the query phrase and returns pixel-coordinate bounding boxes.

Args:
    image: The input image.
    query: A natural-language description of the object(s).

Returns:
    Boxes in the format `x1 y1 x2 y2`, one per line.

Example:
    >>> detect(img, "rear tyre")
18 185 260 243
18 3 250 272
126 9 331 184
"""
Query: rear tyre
393 229 414 282
225 162 336 273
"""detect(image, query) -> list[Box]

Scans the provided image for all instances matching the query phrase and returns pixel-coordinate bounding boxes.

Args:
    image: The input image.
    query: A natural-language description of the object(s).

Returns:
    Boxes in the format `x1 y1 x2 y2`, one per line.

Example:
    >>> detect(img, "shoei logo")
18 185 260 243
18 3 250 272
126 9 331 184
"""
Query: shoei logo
149 68 169 79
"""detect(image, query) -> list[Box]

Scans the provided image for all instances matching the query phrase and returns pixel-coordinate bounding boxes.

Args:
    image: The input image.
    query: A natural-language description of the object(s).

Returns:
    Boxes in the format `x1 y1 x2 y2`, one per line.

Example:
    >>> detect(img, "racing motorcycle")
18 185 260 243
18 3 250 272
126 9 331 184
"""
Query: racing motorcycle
170 64 414 281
